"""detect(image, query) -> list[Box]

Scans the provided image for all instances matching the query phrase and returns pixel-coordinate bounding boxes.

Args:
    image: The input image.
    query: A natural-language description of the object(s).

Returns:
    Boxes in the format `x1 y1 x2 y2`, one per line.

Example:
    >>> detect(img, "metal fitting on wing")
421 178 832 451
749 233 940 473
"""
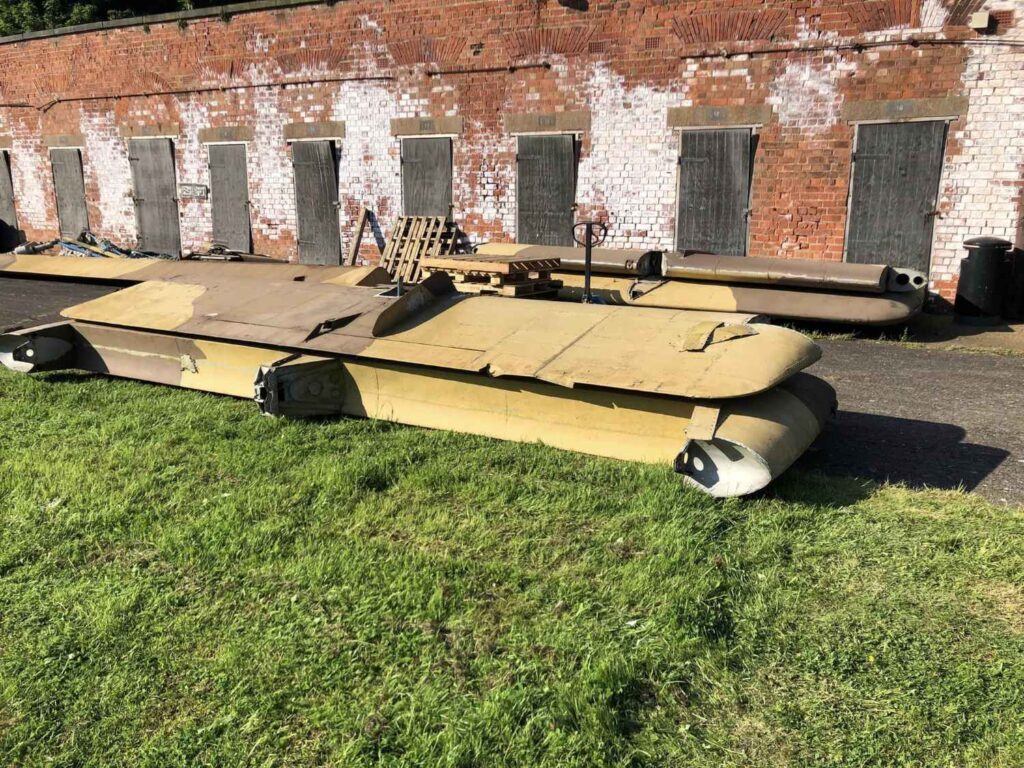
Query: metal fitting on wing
254 356 347 419
0 324 76 373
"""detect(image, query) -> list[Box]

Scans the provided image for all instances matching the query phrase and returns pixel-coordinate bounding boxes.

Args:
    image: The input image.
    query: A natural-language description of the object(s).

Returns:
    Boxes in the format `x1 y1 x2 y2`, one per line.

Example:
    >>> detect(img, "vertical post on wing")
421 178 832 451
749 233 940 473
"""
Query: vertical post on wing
573 220 608 305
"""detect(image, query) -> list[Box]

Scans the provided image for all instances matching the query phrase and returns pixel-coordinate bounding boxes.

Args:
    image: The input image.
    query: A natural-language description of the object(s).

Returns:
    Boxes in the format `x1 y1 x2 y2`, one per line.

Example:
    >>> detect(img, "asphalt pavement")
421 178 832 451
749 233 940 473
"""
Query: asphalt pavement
804 339 1023 506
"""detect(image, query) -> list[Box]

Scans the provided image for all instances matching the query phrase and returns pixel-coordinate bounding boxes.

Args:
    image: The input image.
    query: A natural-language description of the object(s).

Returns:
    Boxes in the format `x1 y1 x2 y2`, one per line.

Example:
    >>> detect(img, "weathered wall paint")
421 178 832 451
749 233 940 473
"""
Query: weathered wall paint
0 0 1020 298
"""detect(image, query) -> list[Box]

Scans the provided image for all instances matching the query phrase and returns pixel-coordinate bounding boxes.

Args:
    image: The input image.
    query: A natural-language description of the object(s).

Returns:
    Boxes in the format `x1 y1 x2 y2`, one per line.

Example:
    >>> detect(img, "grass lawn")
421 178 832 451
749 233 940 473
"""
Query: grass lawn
1 367 1022 767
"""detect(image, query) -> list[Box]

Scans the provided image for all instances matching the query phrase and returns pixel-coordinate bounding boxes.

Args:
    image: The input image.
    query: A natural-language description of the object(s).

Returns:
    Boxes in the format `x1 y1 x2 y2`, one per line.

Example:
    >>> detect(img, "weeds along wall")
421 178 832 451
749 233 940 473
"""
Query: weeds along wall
0 0 1022 297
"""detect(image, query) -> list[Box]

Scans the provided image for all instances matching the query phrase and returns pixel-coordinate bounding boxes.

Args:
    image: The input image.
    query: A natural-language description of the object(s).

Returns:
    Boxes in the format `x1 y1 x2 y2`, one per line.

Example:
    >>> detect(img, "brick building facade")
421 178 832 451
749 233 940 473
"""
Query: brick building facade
0 0 1021 298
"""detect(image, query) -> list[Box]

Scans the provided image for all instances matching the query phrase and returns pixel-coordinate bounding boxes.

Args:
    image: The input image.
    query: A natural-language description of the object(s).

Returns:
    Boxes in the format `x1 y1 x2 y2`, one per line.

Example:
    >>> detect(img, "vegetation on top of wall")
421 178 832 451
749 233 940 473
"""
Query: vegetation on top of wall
0 1 222 36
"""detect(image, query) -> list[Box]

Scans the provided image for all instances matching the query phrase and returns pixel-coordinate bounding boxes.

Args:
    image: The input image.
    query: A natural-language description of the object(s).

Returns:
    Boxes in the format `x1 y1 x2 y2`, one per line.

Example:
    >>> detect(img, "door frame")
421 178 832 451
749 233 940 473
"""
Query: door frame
673 125 759 256
512 130 581 246
289 137 342 265
399 134 457 219
205 140 253 252
842 117 952 272
127 137 182 256
48 145 89 239
0 149 20 240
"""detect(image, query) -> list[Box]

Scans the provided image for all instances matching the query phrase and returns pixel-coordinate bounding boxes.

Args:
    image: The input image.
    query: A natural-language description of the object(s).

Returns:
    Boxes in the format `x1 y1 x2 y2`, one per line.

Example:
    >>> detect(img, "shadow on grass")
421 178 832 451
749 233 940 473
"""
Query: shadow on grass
769 470 879 507
38 370 102 385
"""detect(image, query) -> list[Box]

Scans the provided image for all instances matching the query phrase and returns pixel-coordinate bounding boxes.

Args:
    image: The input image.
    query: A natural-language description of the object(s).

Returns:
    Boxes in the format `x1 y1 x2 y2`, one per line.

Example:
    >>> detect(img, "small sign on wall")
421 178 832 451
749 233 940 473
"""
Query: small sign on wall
178 184 209 200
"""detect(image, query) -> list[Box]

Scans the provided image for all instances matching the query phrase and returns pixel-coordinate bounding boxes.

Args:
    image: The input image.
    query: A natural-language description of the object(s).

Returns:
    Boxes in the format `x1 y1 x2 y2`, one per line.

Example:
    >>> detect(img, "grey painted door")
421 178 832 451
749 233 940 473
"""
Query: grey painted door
209 143 252 252
128 138 181 256
50 148 89 239
0 151 21 252
517 134 576 247
402 137 453 218
846 121 948 273
292 140 341 265
676 129 752 256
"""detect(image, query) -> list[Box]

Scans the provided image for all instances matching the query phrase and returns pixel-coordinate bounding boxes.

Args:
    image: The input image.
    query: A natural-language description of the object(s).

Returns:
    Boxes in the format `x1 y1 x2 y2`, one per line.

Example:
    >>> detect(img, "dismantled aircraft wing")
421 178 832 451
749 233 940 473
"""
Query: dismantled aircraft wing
556 273 925 326
475 243 927 325
0 252 390 287
1 273 835 498
2 244 927 325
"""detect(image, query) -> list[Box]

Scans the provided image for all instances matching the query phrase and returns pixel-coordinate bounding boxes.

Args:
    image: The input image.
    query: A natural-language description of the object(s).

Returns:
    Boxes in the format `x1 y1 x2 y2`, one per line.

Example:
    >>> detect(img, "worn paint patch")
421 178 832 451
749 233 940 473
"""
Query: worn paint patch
248 70 296 249
10 137 50 230
79 110 137 244
177 97 214 252
770 58 843 132
333 79 416 248
64 280 207 329
920 0 950 29
928 23 1024 294
578 63 682 251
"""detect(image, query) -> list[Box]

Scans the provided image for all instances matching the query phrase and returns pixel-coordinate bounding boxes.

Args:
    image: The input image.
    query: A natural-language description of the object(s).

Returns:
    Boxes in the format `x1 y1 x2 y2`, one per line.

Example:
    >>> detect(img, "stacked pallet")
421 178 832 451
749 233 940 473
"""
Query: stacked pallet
420 252 563 298
381 216 462 283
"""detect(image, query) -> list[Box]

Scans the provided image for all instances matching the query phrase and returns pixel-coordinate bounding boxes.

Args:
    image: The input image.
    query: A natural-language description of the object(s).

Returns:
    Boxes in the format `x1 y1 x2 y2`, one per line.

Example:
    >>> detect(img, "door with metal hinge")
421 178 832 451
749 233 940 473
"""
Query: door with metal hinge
50 148 89 239
517 134 576 247
846 120 948 273
676 128 753 256
292 140 341 265
402 137 453 219
128 138 181 256
209 143 252 253
0 151 21 252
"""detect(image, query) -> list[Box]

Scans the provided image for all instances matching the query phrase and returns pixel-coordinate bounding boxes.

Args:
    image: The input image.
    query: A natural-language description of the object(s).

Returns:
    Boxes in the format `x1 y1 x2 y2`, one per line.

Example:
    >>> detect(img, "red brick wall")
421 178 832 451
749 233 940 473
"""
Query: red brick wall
0 0 1020 298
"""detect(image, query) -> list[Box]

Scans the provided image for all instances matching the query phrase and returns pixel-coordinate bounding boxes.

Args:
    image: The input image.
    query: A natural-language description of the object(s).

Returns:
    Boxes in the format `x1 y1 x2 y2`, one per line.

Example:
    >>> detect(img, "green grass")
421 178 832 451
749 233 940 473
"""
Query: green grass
1 368 1022 767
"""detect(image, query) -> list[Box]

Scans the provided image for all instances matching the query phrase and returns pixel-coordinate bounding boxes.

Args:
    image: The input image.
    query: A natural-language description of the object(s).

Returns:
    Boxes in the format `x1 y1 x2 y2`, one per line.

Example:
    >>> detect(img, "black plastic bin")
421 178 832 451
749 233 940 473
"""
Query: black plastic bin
1005 247 1024 320
955 237 1012 325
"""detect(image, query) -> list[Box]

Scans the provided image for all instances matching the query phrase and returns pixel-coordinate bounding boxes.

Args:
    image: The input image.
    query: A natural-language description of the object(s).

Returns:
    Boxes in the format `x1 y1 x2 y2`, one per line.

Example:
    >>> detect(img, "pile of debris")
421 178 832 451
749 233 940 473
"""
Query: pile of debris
15 231 178 260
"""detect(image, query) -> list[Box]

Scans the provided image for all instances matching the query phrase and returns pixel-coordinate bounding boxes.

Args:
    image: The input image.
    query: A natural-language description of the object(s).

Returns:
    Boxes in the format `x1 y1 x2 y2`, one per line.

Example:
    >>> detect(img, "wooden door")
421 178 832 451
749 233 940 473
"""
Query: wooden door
292 140 341 265
676 129 752 256
50 148 89 239
517 134 576 247
0 152 20 251
402 137 453 218
209 143 252 252
128 138 181 256
846 121 948 272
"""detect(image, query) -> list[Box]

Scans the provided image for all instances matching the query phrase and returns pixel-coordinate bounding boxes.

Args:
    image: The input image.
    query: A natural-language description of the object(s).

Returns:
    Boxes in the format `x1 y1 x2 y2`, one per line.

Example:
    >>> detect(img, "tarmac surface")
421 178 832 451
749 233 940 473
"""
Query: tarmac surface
0 276 116 332
1 275 1021 506
805 341 1023 507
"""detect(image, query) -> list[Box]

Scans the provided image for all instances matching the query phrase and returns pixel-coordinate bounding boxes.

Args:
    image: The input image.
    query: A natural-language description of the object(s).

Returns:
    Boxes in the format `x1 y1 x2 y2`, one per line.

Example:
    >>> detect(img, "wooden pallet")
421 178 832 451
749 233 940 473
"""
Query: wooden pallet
419 250 564 299
447 278 563 298
420 253 561 277
380 216 461 283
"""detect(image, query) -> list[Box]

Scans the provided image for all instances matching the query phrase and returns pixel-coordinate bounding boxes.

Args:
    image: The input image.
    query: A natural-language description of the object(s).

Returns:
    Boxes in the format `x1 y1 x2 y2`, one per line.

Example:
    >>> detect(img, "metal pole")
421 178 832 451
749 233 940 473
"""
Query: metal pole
573 220 608 305
583 222 594 304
